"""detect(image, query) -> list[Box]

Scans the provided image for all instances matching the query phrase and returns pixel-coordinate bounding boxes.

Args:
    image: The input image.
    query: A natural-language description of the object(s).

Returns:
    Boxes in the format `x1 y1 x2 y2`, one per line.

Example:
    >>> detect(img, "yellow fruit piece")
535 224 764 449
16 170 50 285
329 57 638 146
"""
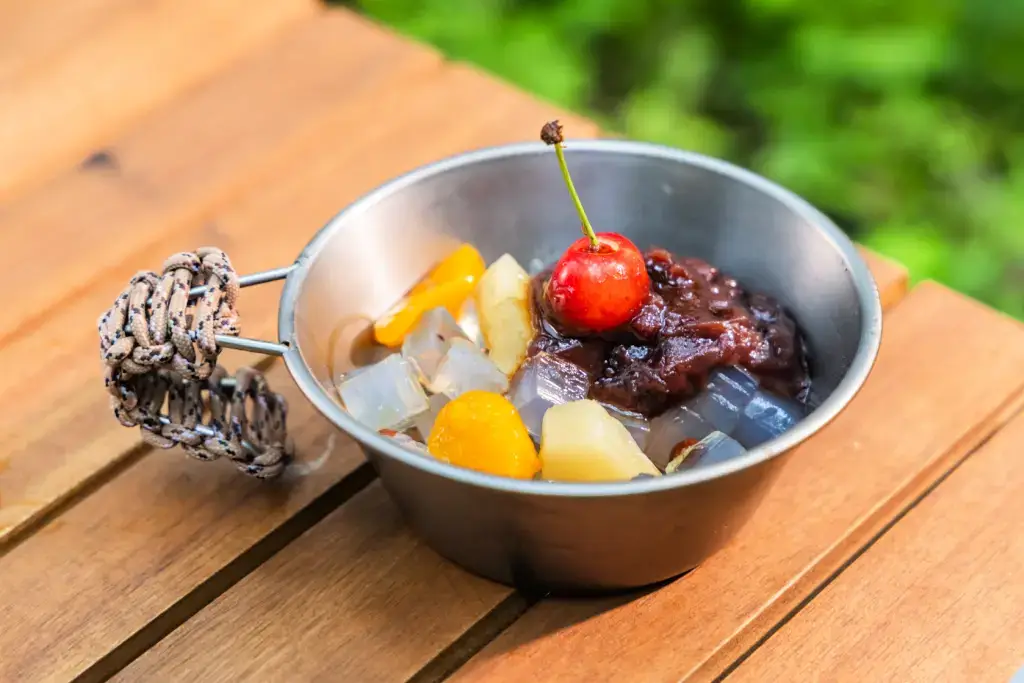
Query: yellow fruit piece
427 390 540 480
540 400 661 482
475 253 535 376
373 244 485 348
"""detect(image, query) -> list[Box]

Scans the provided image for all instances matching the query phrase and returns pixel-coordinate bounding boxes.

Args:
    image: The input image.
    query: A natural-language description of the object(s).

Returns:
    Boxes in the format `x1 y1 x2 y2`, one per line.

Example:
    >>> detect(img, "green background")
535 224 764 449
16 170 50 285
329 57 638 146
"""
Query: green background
342 0 1024 318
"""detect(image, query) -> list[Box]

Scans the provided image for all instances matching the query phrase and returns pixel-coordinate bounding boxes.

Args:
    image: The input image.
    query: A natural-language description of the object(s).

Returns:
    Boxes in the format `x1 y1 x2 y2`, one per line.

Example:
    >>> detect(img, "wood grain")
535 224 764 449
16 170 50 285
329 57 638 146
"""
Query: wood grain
0 0 135 84
0 9 441 345
0 11 441 541
730 410 1024 683
115 482 512 683
0 360 367 683
0 62 597 545
0 64 598 682
107 244 911 683
0 0 317 201
450 282 1024 683
0 7 919 677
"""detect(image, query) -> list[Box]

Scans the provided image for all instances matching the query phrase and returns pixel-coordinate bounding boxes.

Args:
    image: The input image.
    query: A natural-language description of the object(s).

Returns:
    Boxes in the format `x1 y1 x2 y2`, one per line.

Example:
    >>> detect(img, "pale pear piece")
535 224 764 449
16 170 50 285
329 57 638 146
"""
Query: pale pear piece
540 400 661 482
475 253 535 376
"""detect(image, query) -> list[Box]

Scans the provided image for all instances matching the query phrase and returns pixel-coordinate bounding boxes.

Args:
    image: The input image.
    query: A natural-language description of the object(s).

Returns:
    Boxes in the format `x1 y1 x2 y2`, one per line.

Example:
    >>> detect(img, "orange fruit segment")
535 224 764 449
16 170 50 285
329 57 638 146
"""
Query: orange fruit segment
427 390 541 480
410 244 485 295
373 277 475 348
373 244 486 348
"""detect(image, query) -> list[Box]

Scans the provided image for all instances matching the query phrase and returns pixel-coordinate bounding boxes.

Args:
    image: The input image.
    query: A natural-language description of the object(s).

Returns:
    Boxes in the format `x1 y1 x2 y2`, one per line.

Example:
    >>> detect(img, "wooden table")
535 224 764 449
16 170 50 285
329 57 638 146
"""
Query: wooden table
2 3 1022 682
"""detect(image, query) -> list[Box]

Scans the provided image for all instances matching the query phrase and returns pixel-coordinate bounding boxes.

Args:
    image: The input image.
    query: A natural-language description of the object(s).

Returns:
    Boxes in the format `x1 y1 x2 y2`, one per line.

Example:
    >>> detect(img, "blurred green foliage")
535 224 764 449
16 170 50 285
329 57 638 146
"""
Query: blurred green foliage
343 0 1024 316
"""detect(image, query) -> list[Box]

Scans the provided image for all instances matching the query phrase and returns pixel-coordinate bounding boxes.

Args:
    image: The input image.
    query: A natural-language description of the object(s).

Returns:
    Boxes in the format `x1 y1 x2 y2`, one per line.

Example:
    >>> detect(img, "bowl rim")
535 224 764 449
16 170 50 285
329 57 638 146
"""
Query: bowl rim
278 138 883 498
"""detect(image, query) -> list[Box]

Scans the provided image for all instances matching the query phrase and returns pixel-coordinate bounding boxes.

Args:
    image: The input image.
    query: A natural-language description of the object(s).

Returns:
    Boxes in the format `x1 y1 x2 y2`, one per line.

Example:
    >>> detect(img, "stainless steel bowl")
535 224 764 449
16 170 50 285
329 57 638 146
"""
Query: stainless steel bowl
255 139 880 591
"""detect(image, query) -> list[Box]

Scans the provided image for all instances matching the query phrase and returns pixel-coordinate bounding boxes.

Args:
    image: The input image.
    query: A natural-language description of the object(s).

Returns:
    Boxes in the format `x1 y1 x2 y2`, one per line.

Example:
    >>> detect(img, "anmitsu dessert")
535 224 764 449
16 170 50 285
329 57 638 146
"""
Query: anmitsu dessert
335 121 809 482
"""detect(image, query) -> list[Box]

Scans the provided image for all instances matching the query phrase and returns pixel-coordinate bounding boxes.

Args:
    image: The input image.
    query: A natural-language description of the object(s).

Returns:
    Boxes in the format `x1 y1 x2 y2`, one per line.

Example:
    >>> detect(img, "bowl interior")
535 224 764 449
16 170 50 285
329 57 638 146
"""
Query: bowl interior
281 140 880 488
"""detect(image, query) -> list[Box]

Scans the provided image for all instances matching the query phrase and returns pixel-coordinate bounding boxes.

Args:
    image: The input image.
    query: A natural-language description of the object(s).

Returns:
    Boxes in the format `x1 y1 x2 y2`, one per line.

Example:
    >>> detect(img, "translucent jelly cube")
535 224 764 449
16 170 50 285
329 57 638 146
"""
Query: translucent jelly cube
412 393 450 441
509 353 590 439
379 429 430 456
687 366 759 435
646 405 715 470
665 431 746 473
647 366 763 468
429 338 509 398
732 390 805 448
602 404 651 452
457 298 485 348
333 364 367 389
337 354 429 431
401 307 467 385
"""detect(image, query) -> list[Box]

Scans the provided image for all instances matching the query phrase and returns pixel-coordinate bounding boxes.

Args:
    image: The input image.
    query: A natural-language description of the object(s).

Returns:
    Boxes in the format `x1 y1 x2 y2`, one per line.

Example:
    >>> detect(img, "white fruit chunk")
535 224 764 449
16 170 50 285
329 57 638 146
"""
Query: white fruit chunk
476 253 535 376
540 400 661 482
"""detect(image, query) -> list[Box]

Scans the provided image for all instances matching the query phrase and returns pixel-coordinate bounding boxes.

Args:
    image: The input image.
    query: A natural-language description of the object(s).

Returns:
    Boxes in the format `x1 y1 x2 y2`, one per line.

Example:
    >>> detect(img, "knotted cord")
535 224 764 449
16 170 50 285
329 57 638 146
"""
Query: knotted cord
98 248 292 478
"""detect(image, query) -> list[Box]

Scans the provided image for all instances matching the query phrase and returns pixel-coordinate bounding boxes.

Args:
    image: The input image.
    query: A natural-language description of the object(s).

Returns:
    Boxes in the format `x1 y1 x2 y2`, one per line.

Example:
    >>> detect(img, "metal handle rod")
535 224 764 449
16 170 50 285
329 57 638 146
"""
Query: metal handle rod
216 335 288 357
189 264 297 298
188 263 297 357
157 415 257 455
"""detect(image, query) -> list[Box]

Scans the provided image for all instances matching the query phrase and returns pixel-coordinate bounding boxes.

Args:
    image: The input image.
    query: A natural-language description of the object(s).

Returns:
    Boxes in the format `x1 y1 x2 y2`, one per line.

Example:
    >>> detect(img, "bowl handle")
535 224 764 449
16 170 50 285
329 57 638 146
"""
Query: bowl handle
194 264 295 358
98 250 300 479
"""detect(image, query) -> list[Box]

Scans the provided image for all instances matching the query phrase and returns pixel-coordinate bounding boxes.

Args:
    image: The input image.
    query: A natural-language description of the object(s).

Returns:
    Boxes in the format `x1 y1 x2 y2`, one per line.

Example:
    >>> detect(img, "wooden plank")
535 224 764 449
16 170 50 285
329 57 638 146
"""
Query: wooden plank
0 9 441 347
0 359 366 683
0 0 317 202
117 265 915 682
116 482 513 683
728 411 1024 683
0 62 595 544
0 0 136 84
0 65 599 683
0 7 440 534
449 282 1024 683
858 246 908 311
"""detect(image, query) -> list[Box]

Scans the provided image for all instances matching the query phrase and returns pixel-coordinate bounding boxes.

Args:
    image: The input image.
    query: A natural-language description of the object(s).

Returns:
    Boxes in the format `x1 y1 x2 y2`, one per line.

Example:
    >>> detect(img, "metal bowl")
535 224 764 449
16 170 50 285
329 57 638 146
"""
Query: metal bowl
267 139 881 592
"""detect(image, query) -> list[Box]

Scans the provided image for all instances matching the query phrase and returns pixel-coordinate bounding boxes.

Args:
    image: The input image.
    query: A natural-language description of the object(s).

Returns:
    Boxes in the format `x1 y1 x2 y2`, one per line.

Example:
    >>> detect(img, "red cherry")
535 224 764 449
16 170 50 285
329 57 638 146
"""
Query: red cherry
547 232 650 331
540 120 651 332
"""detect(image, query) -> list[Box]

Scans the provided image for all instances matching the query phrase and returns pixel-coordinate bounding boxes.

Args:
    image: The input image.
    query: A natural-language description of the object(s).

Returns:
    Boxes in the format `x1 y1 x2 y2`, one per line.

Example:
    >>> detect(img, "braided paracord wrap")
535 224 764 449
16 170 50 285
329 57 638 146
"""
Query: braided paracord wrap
98 248 293 479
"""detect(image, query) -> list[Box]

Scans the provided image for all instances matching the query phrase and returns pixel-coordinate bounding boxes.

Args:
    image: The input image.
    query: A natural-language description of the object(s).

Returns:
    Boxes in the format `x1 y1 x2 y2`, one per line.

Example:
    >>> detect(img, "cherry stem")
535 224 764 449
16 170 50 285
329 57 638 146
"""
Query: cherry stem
552 141 600 250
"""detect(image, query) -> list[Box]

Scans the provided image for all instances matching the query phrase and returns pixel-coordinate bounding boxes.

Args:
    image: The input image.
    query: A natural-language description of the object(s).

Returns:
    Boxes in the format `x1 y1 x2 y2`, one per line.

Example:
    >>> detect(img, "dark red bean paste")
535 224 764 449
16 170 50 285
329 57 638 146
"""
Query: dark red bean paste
528 247 811 417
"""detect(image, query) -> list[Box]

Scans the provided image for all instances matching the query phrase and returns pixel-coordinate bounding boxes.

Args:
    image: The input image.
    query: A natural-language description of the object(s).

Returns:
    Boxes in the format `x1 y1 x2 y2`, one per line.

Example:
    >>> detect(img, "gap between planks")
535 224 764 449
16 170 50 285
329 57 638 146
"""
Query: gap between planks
409 593 542 683
81 459 380 683
0 72 905 681
0 62 602 683
0 353 277 556
441 282 1024 683
726 406 1024 681
0 64 589 543
0 358 378 683
385 252 908 683
0 8 448 544
112 262 910 683
0 5 917 679
427 280 1021 683
0 0 903 548
714 393 1024 682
